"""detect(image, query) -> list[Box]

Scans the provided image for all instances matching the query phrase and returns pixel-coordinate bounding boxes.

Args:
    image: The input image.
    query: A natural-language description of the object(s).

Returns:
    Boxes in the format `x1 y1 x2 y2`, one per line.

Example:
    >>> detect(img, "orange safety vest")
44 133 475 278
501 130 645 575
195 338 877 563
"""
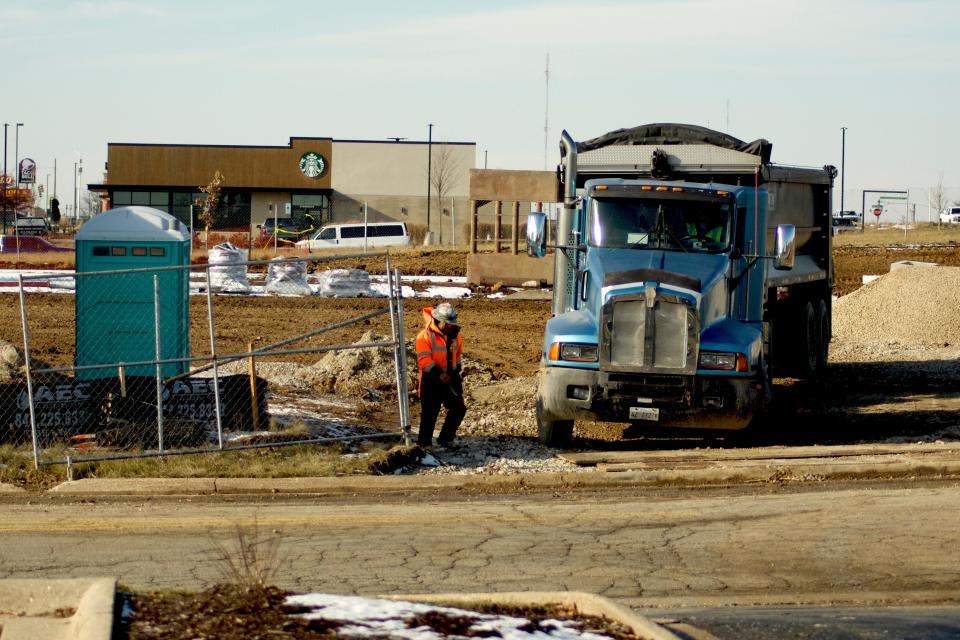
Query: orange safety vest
415 307 463 395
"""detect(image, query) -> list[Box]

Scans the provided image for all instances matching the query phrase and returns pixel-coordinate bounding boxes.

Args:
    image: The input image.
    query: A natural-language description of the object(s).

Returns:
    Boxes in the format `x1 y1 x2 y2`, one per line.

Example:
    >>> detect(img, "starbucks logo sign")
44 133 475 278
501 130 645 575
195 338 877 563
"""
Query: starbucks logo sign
299 152 327 178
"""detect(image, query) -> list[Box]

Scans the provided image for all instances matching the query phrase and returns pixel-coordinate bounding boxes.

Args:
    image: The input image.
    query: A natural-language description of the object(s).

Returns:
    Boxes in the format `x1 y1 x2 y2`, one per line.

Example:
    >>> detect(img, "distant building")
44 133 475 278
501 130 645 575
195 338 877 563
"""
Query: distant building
87 136 475 240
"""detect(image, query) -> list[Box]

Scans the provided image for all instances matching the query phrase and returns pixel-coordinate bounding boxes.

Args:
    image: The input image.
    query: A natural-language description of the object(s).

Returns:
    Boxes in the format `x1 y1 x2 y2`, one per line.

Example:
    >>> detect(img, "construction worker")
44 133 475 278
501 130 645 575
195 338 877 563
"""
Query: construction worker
415 303 466 448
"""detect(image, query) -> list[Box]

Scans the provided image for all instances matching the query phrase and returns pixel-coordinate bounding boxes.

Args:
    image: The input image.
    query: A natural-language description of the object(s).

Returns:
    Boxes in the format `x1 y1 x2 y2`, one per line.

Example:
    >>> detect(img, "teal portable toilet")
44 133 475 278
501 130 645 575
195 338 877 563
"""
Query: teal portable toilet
75 206 191 380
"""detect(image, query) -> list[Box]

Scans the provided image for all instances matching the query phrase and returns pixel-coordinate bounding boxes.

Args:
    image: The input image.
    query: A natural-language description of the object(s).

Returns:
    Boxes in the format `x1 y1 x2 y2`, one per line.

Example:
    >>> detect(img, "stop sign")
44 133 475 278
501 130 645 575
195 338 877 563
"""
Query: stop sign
873 207 883 218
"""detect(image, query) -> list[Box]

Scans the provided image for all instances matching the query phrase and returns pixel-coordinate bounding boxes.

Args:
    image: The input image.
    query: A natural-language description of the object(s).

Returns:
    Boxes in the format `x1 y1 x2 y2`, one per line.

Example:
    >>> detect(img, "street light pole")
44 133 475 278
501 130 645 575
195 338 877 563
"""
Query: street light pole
840 126 847 216
426 123 433 244
2 123 7 233
14 123 22 189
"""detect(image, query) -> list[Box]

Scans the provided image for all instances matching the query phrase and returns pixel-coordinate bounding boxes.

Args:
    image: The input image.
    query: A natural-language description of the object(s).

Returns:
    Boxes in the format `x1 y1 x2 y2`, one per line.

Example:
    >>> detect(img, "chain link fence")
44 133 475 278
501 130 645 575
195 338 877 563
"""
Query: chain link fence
6 253 412 470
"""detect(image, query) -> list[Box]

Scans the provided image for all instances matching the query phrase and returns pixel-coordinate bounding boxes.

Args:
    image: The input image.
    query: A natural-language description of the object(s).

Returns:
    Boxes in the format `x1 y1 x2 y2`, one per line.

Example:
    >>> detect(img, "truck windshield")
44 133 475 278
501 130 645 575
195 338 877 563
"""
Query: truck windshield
589 197 732 253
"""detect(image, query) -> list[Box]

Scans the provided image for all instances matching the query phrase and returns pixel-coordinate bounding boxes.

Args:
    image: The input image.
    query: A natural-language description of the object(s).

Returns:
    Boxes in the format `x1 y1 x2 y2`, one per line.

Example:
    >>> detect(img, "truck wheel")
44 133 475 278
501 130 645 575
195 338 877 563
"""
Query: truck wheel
817 298 830 371
536 399 574 448
800 300 819 376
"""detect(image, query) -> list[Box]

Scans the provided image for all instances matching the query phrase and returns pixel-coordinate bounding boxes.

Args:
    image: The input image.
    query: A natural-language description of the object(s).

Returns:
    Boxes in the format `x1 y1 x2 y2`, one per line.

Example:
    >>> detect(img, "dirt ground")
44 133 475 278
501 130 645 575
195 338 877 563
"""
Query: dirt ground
1 244 958 451
3 245 958 375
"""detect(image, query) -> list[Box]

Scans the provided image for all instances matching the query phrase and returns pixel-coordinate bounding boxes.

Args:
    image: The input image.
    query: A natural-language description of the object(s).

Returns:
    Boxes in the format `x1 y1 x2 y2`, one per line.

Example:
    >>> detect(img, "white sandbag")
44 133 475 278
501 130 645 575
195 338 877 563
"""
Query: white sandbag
264 257 312 296
316 268 378 298
208 243 250 293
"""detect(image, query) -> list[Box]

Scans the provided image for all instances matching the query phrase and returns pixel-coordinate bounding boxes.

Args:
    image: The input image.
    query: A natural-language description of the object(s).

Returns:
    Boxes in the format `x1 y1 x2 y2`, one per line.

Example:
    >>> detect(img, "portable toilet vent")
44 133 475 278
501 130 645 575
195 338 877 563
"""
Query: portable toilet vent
74 206 191 380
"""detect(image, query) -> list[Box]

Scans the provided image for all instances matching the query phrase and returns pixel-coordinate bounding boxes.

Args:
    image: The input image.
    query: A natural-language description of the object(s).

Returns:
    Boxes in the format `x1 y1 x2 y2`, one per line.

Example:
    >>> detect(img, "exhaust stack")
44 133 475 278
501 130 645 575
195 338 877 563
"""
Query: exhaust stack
553 130 577 315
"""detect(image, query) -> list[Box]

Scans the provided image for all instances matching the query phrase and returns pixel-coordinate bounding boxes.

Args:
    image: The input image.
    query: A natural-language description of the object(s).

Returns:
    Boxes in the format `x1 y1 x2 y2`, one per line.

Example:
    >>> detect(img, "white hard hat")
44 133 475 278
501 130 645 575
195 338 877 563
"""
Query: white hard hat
431 303 458 326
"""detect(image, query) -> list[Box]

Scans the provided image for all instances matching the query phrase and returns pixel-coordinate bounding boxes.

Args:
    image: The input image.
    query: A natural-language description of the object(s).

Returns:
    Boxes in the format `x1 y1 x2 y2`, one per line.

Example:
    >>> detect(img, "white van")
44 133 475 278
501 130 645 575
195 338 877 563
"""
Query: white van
296 222 410 249
941 207 960 224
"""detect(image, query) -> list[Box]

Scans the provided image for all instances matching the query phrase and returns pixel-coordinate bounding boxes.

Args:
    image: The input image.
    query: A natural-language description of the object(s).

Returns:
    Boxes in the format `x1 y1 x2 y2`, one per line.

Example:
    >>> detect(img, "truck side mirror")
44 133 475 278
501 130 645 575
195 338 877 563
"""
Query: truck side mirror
774 224 796 270
526 212 547 258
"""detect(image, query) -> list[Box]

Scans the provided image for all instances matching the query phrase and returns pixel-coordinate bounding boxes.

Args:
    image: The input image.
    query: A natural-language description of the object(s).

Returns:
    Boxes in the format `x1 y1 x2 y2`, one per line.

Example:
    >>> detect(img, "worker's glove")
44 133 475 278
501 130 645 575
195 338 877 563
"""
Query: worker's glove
439 372 452 385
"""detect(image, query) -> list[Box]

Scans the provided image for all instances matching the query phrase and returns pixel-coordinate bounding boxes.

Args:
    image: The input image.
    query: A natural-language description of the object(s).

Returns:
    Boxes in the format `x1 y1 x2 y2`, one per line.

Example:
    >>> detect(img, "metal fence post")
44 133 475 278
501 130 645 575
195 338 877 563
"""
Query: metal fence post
17 275 40 469
154 274 165 452
387 259 411 446
205 267 225 449
393 267 411 442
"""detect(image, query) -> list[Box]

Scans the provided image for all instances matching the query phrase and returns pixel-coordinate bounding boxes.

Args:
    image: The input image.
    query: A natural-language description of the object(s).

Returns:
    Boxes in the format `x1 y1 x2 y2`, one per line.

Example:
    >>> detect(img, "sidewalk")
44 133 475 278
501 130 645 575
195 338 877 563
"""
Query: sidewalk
0 578 114 640
33 441 960 497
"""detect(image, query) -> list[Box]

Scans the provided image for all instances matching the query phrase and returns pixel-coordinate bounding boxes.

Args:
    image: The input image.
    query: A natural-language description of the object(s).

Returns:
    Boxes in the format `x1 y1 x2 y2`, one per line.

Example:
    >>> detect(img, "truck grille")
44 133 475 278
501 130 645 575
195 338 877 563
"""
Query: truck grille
602 294 698 374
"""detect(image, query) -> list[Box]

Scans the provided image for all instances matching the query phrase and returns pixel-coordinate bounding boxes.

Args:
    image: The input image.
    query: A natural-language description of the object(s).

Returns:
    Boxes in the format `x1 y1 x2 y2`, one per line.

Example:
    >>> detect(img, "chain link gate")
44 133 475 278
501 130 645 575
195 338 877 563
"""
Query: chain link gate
11 253 412 470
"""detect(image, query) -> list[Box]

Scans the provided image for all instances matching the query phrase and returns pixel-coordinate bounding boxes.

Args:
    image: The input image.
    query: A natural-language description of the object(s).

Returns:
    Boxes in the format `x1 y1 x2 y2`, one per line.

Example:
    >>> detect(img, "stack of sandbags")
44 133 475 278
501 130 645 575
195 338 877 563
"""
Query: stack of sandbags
264 257 313 296
316 268 378 298
207 243 250 293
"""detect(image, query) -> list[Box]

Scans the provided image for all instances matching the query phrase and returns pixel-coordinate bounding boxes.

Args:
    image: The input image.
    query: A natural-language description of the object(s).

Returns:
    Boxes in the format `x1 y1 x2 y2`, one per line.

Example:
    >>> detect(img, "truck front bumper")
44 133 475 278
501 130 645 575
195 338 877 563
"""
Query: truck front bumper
538 365 760 431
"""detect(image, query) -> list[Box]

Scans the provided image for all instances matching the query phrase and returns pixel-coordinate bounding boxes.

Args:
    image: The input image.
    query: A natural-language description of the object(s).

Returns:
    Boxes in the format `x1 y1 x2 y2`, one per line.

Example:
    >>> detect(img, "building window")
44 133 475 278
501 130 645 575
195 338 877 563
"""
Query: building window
113 191 132 205
292 194 330 228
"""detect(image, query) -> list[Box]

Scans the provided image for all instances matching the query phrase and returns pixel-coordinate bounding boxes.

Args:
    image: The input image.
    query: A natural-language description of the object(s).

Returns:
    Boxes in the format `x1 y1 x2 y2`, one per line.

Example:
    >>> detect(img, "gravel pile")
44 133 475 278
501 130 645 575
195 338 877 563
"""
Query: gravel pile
833 265 960 347
831 264 960 369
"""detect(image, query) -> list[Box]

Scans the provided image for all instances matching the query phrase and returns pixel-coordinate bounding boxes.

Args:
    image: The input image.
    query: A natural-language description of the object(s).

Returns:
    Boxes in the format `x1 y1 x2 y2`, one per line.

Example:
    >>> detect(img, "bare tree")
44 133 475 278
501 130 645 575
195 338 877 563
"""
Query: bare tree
429 143 463 244
930 171 947 227
80 190 102 218
198 170 225 247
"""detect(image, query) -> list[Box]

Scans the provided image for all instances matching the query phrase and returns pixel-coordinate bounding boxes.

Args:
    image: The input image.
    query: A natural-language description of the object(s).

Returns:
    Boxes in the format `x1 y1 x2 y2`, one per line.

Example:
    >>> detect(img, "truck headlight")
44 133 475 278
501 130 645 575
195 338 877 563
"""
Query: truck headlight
548 342 599 362
699 351 748 372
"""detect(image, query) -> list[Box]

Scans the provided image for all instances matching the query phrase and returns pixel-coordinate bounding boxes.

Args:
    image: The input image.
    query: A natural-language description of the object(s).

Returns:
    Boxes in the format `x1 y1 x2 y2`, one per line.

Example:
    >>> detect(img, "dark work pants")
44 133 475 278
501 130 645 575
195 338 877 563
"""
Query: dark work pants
417 373 466 447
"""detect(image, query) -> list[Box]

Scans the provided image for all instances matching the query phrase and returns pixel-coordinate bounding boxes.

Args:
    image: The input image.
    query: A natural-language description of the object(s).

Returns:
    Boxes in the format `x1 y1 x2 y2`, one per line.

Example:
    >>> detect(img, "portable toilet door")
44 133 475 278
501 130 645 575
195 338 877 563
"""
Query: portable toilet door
74 206 191 380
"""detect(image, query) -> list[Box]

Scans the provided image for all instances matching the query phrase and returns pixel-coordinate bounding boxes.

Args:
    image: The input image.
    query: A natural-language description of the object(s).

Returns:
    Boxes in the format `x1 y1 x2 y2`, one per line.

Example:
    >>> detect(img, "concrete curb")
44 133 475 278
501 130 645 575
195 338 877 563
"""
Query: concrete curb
45 456 960 497
70 578 116 640
0 577 116 640
386 591 680 640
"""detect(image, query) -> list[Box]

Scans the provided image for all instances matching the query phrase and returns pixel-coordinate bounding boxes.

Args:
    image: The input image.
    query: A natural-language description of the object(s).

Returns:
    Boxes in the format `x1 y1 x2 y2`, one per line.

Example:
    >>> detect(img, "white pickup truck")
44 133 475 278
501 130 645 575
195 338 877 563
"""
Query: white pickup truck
941 206 960 224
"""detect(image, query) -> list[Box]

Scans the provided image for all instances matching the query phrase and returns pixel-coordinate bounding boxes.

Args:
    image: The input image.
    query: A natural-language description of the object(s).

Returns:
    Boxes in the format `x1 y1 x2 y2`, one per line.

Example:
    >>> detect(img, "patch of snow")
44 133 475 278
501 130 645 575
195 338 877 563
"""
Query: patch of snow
285 594 614 640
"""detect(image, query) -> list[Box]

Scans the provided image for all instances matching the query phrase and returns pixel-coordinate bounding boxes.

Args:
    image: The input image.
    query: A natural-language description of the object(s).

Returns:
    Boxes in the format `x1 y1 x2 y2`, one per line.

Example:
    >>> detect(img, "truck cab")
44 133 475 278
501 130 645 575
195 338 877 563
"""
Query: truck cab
529 124 834 446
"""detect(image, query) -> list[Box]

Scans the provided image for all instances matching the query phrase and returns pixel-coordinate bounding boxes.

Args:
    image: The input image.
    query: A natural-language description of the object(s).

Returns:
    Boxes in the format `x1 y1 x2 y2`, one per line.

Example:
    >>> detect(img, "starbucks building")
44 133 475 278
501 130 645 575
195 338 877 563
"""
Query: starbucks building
88 136 476 243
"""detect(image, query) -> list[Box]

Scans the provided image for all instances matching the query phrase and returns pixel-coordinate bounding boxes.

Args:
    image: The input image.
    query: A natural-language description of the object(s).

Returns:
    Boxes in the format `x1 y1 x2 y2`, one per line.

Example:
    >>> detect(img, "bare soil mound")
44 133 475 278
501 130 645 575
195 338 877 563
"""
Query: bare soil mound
833 265 960 347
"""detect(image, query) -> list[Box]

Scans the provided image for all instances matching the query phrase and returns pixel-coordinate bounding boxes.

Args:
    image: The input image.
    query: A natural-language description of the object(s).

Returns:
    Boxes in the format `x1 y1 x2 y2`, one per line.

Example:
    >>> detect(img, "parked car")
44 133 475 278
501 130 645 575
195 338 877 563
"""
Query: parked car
296 222 410 250
832 211 860 234
256 217 303 246
940 206 960 224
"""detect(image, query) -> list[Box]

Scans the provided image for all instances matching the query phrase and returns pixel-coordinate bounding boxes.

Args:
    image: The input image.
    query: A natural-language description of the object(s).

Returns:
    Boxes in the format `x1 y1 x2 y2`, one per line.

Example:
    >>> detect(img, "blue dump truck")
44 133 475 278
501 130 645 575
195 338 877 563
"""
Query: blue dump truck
526 124 836 446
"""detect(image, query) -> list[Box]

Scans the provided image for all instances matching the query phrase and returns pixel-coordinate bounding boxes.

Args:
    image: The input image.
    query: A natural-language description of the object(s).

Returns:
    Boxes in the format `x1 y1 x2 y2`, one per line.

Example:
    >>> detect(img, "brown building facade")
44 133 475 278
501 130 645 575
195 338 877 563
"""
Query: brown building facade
89 136 476 242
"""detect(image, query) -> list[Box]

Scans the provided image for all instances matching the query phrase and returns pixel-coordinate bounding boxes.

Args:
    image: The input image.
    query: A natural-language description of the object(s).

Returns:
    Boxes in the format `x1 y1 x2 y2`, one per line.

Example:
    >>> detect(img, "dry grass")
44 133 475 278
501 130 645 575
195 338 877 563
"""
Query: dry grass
0 441 399 489
834 223 960 247
0 445 67 490
69 443 395 480
209 517 287 589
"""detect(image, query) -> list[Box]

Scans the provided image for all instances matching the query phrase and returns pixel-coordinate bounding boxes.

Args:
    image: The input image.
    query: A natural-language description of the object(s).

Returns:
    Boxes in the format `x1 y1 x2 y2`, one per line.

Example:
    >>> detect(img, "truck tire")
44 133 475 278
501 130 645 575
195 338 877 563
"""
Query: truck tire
817 298 830 371
800 300 819 376
536 399 574 448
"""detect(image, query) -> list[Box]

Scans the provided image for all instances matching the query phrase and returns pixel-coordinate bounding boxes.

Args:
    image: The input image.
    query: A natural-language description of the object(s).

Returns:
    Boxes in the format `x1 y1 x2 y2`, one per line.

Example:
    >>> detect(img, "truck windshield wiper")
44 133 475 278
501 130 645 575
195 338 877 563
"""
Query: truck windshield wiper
647 204 688 252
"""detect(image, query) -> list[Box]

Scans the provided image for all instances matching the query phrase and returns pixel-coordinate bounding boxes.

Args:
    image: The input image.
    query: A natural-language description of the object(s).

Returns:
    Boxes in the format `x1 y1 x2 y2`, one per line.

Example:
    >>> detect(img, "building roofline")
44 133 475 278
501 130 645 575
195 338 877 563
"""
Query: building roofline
107 137 476 150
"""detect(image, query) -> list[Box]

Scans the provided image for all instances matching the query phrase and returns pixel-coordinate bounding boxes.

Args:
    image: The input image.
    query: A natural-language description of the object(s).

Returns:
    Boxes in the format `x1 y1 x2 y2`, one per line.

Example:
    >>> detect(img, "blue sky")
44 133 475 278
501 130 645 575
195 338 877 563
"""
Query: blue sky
2 0 959 219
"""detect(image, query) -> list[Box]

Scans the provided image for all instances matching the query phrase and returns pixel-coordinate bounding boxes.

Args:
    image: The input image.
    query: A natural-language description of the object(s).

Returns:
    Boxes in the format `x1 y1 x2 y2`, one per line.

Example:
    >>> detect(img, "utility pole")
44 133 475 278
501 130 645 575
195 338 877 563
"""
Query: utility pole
14 123 23 189
2 123 7 232
484 150 488 169
73 161 78 221
426 123 433 244
544 52 550 170
840 127 847 216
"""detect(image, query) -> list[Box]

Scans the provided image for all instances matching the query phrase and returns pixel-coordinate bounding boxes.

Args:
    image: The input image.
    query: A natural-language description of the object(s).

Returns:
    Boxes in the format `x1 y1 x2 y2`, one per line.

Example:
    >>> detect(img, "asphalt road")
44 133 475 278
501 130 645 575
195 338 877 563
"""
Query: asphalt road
3 480 960 609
